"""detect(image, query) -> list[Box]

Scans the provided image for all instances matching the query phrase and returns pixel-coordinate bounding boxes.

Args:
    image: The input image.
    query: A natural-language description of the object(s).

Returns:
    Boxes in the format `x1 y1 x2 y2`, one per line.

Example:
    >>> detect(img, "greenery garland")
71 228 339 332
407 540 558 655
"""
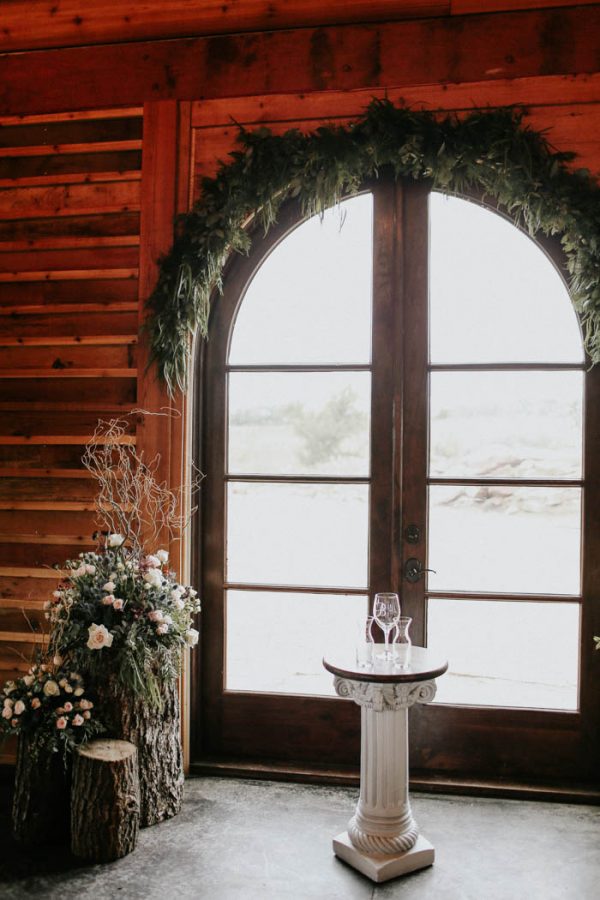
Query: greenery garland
147 99 600 394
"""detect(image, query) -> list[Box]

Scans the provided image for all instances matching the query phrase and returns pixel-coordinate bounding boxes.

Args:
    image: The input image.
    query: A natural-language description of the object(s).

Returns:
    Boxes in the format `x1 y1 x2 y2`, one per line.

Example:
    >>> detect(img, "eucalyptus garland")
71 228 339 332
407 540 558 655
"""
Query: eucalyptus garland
147 99 600 394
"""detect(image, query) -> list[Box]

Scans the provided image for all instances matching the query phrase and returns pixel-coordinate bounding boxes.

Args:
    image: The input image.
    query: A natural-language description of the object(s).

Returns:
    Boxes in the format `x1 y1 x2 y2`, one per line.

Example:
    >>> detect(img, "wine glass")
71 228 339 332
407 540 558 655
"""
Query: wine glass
373 592 400 660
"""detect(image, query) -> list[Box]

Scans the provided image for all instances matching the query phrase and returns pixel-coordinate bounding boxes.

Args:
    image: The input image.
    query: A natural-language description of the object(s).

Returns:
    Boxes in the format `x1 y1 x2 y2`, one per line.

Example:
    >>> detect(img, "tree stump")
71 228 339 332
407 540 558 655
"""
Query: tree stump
71 739 139 862
12 735 70 846
95 676 184 827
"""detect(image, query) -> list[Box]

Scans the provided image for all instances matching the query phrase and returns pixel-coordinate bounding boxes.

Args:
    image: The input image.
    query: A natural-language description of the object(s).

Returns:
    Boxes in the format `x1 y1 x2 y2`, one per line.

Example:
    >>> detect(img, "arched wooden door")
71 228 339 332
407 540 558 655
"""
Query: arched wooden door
193 178 599 787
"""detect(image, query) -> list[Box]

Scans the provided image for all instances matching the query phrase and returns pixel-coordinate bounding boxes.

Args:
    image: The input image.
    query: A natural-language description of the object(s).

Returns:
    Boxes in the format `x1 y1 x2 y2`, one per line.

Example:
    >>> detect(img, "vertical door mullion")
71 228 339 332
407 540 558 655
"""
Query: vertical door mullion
369 180 401 599
399 181 430 644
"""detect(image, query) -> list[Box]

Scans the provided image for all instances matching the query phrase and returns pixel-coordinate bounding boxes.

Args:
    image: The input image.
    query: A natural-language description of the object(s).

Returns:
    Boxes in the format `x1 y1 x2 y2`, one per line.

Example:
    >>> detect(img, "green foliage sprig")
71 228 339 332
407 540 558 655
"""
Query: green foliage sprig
147 100 600 395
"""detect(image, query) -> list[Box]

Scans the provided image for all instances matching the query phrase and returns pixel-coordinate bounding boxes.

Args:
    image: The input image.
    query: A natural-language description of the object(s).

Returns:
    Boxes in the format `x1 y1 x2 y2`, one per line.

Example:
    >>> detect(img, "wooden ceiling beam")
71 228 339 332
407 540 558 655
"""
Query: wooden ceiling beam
0 6 598 116
1 2 598 55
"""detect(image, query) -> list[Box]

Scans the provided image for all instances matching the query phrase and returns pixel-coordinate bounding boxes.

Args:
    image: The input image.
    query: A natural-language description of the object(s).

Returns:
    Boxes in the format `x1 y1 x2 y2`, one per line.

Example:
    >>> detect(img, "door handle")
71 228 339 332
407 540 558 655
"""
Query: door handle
404 557 436 583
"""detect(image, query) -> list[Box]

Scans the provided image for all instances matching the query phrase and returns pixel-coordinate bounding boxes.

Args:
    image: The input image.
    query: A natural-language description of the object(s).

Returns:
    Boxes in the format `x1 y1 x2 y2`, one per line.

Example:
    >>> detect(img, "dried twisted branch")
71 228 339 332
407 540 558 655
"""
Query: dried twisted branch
82 412 202 552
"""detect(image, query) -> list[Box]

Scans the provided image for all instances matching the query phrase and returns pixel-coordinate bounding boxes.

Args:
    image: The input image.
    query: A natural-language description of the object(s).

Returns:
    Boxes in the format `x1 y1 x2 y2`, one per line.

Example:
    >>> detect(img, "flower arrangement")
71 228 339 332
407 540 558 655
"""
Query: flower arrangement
0 661 104 760
47 535 200 705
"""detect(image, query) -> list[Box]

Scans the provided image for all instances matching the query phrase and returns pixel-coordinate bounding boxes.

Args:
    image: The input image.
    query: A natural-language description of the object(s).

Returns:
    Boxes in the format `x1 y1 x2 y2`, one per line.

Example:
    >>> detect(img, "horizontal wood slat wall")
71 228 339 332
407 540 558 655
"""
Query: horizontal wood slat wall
0 109 143 753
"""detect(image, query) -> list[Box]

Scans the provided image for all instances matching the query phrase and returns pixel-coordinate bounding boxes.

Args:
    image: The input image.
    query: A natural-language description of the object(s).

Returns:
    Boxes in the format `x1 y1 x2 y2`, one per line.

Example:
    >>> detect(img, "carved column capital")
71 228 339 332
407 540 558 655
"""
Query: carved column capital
333 677 437 711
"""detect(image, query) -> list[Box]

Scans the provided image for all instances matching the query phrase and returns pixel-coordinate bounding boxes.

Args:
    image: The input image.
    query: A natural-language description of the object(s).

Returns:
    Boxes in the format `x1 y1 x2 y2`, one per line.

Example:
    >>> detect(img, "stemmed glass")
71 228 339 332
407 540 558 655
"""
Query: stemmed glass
373 592 400 661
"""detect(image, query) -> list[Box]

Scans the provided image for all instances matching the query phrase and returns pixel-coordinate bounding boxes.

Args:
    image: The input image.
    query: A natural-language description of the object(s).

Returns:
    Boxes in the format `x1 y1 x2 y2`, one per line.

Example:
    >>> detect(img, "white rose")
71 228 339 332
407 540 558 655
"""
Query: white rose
156 549 169 564
22 675 34 687
52 590 62 599
3 698 14 709
143 569 163 588
85 564 96 575
74 565 87 577
86 623 114 651
1 707 11 719
108 533 125 548
144 555 161 568
185 628 199 647
43 680 60 697
162 614 173 626
103 581 116 592
14 700 26 715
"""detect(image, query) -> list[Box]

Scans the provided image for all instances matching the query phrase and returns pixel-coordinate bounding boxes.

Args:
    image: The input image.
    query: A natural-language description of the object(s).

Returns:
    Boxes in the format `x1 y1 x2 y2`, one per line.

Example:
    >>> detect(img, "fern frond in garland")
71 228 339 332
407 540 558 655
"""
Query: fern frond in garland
146 100 600 395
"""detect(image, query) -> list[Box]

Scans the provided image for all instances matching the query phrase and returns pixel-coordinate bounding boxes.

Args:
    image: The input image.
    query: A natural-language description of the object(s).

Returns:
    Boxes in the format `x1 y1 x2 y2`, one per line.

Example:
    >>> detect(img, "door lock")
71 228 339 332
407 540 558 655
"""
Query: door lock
404 557 436 583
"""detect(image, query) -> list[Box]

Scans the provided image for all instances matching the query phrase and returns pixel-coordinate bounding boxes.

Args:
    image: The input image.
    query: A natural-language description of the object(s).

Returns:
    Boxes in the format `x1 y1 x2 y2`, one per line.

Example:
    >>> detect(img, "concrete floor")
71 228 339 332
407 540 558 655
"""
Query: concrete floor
1 777 599 899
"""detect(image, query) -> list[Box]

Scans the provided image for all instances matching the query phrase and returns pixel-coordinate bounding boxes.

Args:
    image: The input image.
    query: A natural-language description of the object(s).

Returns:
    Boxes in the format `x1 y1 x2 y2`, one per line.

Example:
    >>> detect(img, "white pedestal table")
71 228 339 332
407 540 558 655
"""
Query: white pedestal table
323 645 447 883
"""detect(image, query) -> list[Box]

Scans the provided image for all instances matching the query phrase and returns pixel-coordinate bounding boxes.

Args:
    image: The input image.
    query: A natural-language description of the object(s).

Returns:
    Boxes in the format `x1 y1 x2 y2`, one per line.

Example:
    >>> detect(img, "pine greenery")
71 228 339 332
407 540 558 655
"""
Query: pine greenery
147 100 600 395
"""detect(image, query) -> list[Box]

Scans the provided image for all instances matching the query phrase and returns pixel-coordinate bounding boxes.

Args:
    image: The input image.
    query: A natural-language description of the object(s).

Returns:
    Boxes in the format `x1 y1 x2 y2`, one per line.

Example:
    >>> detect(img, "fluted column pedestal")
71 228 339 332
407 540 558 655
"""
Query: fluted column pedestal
323 647 447 884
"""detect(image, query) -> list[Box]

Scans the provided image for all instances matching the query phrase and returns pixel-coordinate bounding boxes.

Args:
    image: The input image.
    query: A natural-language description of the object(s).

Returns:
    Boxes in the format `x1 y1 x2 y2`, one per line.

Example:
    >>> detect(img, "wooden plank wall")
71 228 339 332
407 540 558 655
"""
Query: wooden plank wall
0 107 143 761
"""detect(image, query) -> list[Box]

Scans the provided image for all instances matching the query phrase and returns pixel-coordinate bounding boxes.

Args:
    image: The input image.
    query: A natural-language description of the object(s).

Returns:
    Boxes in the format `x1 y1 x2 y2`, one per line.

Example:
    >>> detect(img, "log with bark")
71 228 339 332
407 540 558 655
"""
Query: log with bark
11 734 70 846
95 675 184 827
71 739 139 862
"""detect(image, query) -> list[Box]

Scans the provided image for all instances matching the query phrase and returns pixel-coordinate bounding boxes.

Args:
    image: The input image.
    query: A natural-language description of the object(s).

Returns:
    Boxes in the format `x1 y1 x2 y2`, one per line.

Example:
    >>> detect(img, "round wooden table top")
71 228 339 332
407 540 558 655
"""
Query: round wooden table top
323 645 448 684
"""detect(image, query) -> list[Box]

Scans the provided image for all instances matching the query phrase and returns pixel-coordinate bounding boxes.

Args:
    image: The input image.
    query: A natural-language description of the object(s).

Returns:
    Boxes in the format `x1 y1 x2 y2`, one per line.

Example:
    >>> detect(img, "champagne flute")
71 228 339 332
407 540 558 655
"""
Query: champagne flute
373 592 400 660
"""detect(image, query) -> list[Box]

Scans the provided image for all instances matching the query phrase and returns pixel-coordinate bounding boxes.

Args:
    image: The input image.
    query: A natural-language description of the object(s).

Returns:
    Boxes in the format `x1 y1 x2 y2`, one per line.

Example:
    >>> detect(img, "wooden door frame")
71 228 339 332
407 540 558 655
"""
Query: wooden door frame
189 179 600 795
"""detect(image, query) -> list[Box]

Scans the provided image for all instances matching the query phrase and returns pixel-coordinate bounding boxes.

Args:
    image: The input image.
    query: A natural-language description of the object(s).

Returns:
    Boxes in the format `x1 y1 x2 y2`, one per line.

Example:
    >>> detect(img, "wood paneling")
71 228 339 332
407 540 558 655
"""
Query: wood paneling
1 7 600 115
0 110 143 751
1 1 596 54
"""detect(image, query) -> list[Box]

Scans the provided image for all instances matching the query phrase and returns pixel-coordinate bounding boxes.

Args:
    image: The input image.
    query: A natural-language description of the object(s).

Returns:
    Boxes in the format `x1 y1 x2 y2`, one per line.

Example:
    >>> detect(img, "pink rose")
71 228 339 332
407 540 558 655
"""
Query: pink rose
113 598 124 611
156 623 169 635
83 710 91 720
102 594 115 606
72 714 84 726
1 708 11 719
56 717 68 730
31 698 41 709
63 702 73 712
148 609 163 622
14 700 25 715
11 718 18 727
79 699 94 710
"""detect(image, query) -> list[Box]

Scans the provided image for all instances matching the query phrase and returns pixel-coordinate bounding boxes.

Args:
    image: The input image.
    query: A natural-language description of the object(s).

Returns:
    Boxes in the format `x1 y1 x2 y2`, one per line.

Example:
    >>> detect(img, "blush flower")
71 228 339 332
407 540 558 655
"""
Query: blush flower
156 549 169 564
86 623 114 650
63 702 73 712
31 698 41 710
103 581 116 592
55 717 68 730
148 609 163 622
72 714 84 726
14 700 25 715
156 623 169 635
102 594 115 606
113 598 124 611
43 680 60 697
144 554 161 568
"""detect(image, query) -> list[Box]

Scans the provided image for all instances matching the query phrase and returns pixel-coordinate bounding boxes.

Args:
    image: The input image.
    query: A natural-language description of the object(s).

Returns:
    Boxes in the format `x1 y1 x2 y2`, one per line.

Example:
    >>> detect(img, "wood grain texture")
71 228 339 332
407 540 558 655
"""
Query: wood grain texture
0 1 449 53
1 6 600 115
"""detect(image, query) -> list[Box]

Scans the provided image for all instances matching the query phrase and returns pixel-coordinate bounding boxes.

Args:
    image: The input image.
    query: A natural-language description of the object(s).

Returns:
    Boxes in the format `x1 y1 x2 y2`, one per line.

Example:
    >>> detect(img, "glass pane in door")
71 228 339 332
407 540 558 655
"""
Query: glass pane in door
427 192 584 709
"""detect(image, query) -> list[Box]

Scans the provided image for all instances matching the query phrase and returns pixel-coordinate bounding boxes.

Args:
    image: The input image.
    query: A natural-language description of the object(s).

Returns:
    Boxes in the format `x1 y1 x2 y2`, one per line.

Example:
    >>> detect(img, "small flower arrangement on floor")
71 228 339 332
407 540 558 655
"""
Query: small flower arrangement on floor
47 536 200 704
0 660 104 760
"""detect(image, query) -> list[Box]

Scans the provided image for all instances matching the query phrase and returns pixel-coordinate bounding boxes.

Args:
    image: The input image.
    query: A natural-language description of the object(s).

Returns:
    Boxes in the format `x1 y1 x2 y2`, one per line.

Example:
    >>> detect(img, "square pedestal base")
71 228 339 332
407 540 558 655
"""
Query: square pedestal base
333 832 435 883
